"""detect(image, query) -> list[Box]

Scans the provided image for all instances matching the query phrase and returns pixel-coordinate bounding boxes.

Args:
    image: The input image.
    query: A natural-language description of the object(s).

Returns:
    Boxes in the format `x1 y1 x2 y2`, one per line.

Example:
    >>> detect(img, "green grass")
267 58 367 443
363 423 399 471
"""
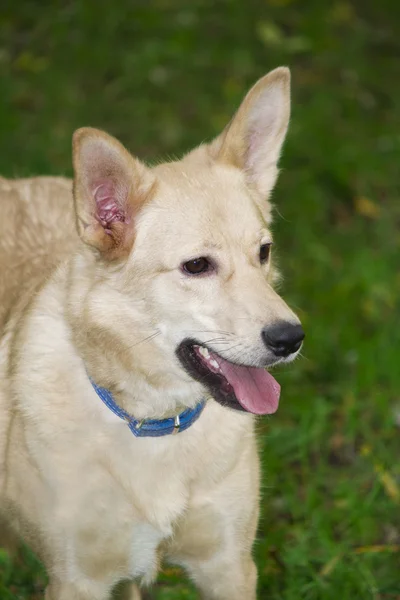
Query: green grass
1 1 399 598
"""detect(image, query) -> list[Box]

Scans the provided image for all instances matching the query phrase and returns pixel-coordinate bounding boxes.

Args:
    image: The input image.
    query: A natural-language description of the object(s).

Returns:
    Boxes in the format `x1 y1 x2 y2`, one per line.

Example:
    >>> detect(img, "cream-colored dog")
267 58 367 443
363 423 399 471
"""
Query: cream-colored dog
0 67 304 599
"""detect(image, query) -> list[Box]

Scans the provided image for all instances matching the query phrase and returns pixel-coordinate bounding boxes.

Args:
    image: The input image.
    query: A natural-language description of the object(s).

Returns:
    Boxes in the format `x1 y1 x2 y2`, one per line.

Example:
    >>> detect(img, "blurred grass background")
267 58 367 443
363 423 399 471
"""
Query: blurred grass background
0 1 399 598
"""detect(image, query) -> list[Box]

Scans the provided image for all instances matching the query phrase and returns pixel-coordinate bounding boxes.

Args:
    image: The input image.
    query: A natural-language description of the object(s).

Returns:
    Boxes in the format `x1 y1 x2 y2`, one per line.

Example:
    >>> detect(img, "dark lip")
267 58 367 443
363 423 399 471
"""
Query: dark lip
176 338 247 412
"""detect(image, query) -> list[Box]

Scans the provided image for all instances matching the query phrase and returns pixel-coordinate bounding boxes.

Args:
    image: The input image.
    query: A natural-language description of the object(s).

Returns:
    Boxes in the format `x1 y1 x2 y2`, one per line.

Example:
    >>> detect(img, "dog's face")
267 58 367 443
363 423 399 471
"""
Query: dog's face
72 67 303 415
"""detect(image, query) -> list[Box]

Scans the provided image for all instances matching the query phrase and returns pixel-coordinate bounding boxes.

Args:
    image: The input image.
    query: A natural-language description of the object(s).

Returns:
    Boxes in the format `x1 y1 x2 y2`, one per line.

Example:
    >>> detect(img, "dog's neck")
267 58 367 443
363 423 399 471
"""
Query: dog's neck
84 360 203 421
90 378 206 437
68 337 204 422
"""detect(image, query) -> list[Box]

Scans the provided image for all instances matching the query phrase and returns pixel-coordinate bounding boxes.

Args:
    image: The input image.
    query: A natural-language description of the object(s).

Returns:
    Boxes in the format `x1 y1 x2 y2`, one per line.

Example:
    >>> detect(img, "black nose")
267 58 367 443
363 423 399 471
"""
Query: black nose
262 322 305 357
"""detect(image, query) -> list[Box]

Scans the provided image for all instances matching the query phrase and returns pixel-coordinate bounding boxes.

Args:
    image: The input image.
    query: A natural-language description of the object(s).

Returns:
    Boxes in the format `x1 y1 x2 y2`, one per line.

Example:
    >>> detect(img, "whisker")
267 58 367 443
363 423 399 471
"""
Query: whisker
185 330 236 337
201 338 233 346
296 350 310 362
127 331 161 350
217 343 245 361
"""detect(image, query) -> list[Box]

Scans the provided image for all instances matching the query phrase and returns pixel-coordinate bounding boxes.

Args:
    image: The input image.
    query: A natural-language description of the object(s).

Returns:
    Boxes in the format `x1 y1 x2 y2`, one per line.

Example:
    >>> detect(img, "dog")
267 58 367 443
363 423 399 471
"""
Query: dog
0 66 303 599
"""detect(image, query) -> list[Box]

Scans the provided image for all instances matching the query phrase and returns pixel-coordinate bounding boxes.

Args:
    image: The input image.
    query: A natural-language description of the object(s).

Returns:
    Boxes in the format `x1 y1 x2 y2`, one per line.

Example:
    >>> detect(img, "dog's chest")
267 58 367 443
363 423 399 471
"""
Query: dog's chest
71 463 183 584
97 435 191 580
80 406 241 582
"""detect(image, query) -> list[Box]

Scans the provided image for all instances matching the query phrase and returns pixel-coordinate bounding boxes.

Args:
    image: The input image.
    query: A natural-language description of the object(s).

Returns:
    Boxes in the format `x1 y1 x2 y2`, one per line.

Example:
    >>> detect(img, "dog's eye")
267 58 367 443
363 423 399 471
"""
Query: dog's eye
259 243 272 264
182 257 211 275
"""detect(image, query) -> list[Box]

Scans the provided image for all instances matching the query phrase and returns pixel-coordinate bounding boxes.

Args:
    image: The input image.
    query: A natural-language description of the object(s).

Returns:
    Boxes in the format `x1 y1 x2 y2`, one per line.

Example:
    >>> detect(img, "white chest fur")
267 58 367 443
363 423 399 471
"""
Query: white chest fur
129 522 166 583
38 395 252 588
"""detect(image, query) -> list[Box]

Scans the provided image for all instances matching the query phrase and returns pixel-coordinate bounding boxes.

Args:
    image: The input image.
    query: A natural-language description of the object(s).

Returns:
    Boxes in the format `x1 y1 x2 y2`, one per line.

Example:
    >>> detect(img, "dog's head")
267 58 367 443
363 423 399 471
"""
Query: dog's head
71 67 303 417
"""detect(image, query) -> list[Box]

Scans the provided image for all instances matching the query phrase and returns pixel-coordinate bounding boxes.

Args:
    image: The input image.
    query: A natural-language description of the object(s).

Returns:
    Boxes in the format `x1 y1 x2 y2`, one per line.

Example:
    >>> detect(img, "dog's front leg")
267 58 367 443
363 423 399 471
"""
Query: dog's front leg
116 581 143 600
185 550 257 600
45 578 142 600
167 439 260 600
45 578 113 600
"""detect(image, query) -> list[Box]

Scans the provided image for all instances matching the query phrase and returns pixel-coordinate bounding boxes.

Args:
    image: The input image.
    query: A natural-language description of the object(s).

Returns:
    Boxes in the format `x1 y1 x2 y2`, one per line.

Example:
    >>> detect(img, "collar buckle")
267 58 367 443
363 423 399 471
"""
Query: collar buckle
173 414 180 435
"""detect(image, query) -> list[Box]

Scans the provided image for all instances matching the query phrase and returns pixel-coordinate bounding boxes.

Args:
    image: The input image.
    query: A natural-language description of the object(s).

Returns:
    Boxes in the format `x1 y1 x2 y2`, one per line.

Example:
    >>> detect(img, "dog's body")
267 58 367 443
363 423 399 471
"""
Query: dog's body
0 68 303 599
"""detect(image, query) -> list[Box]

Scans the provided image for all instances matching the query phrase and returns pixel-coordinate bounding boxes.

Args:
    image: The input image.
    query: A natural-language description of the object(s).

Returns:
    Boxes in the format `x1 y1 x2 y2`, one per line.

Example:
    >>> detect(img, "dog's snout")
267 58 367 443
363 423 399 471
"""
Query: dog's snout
262 322 304 357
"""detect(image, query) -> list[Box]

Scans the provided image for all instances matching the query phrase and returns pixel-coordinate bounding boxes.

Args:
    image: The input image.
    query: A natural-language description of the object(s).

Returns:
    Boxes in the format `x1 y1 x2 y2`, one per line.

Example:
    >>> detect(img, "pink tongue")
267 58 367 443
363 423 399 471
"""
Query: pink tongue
217 355 280 415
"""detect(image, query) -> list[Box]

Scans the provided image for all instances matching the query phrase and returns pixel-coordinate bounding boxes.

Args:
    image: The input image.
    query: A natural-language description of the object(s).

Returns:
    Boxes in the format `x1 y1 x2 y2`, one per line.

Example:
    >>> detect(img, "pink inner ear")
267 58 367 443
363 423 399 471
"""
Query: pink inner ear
93 181 126 234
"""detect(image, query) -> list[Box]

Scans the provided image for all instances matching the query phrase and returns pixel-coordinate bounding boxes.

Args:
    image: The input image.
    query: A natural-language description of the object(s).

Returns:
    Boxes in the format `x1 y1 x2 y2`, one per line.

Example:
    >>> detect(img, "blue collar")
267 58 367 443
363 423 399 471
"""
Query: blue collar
91 380 206 438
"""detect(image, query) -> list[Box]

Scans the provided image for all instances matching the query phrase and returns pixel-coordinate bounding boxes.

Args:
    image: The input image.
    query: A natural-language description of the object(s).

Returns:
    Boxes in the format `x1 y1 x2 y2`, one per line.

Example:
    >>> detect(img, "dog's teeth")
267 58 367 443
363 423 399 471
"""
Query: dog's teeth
209 359 220 370
199 347 210 359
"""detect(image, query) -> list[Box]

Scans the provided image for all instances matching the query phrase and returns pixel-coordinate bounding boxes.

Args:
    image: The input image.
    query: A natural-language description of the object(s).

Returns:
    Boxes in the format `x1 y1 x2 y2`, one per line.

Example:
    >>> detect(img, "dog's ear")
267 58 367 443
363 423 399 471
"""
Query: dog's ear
72 128 156 260
209 67 290 197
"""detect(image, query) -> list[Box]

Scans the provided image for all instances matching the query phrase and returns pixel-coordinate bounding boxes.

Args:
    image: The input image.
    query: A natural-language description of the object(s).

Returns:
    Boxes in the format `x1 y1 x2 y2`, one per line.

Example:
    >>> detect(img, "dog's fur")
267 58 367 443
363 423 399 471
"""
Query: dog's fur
0 67 301 599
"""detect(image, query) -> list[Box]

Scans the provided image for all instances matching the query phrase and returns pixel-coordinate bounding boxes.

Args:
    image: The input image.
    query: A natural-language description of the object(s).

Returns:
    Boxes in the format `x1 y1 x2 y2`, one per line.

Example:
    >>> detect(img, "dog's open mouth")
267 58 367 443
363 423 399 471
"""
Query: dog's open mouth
176 339 280 415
